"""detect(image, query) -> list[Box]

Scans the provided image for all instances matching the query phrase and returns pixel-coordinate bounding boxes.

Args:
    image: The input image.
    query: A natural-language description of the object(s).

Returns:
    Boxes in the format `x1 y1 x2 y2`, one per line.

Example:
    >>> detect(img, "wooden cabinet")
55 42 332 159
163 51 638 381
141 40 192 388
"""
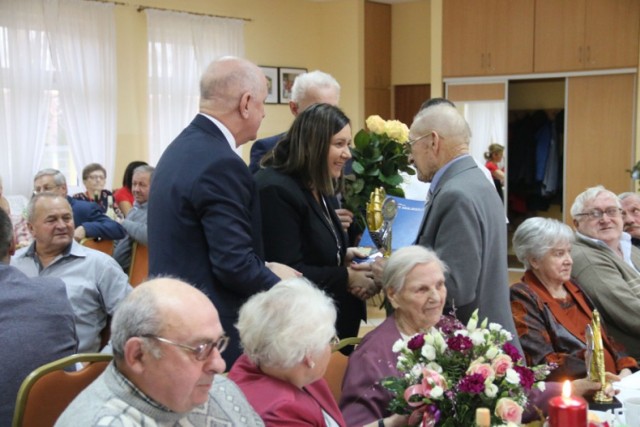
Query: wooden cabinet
565 74 636 209
535 0 640 73
443 0 534 77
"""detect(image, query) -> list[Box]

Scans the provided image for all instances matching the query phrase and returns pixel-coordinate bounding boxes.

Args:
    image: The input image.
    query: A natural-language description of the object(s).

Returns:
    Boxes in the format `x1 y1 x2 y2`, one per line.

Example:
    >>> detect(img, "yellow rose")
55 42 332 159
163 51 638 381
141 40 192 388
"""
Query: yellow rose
366 115 386 134
384 120 409 143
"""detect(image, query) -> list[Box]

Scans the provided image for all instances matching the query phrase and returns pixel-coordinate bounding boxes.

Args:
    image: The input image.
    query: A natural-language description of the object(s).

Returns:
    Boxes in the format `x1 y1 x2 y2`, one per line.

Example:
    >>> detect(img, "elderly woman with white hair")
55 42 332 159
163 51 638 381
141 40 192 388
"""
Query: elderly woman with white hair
340 246 446 427
228 278 403 427
510 217 636 395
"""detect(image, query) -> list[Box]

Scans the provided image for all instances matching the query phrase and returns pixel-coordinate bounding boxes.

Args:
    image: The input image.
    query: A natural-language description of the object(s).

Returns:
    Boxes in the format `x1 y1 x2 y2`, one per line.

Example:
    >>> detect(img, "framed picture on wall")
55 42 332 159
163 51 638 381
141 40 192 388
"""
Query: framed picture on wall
279 67 307 104
259 66 279 104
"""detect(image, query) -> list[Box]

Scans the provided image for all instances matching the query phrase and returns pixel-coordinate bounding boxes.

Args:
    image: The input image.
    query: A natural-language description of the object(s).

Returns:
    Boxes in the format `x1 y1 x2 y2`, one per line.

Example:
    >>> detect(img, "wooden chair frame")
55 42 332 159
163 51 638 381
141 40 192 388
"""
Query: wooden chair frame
12 353 113 427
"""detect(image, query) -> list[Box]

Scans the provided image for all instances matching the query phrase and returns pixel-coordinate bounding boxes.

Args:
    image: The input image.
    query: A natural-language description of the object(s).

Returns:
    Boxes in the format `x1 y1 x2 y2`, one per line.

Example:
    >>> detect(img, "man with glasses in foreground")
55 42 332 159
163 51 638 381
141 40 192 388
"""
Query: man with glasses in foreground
56 277 264 426
571 185 640 359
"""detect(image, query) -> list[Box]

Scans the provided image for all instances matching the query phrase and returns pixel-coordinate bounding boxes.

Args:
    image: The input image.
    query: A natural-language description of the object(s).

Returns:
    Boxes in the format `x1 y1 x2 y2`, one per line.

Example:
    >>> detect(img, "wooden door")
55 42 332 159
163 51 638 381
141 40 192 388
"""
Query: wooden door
484 0 534 75
585 0 640 70
565 74 636 217
365 1 391 119
394 84 430 127
443 0 487 77
534 0 586 72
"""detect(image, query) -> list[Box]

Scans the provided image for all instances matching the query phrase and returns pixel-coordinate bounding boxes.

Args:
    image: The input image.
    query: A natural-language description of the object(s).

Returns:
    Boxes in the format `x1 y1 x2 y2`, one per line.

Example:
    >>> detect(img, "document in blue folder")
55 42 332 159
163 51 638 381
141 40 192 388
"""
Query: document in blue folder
358 196 425 253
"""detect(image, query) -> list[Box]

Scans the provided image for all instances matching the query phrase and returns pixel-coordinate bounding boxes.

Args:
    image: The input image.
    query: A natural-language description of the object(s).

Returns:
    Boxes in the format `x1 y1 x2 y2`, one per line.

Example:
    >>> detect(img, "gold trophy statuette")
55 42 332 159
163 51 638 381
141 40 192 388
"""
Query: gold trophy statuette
587 310 613 403
366 187 397 258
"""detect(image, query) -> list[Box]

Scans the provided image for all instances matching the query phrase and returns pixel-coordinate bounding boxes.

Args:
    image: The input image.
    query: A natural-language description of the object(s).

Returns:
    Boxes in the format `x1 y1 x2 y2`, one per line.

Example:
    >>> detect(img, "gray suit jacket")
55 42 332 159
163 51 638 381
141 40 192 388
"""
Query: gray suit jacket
571 234 640 359
415 155 519 349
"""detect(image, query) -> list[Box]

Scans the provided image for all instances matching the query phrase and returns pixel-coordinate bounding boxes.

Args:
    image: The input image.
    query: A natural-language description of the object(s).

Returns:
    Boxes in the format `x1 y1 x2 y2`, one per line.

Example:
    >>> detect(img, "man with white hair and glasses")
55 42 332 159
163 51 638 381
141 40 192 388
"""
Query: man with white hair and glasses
570 185 640 359
56 277 263 426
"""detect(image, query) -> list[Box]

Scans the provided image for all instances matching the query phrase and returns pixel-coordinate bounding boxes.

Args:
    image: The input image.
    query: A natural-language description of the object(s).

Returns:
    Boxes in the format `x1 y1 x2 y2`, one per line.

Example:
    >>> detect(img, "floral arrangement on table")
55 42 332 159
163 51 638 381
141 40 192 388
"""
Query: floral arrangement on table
382 310 553 427
343 115 415 232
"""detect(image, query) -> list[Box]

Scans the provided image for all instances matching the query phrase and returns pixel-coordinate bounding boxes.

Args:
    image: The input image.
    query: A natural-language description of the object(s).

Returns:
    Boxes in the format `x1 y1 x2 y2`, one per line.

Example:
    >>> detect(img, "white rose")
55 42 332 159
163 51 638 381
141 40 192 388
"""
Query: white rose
484 383 499 398
469 330 486 346
485 346 499 360
421 344 436 361
536 381 547 392
430 386 444 398
505 368 521 385
489 323 502 331
392 338 406 353
424 333 435 345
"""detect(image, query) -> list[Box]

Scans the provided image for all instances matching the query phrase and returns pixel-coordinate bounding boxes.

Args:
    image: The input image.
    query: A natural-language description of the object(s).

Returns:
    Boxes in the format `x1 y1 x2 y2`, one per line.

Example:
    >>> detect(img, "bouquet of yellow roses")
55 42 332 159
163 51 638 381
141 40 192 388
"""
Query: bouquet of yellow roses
343 115 415 232
382 310 553 427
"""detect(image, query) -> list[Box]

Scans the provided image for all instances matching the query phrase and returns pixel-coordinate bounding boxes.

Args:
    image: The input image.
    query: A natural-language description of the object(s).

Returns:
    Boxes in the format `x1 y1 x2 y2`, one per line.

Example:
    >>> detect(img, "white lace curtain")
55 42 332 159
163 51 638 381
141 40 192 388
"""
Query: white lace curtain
0 0 116 198
146 10 245 163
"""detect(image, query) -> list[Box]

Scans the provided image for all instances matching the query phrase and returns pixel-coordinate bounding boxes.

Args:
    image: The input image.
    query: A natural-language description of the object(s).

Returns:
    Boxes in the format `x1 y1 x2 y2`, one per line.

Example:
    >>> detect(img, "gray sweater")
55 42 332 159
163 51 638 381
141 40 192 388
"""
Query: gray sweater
55 363 264 426
571 234 640 359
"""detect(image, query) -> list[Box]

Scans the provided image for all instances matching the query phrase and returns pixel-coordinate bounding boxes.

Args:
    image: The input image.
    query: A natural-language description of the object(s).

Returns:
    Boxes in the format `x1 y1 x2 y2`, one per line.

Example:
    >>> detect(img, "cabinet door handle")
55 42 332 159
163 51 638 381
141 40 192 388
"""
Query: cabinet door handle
586 46 591 64
578 46 583 63
488 52 492 70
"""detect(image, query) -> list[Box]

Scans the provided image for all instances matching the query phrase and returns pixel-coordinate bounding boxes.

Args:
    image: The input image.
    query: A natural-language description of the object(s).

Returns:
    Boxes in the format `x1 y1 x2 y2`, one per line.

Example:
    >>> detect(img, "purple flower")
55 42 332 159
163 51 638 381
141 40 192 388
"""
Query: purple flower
407 334 425 350
447 335 474 353
437 315 465 335
457 373 486 394
513 366 535 390
503 342 523 363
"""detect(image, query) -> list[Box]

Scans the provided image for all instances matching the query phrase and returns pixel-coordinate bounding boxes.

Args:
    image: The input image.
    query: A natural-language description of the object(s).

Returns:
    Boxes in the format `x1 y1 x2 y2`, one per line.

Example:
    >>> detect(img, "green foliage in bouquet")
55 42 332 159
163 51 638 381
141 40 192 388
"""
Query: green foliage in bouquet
343 115 415 231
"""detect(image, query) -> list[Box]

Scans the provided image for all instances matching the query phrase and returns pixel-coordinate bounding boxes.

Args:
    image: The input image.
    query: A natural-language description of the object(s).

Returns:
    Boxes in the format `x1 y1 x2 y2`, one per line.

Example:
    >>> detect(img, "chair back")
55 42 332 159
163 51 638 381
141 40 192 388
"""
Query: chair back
323 337 362 403
12 353 113 427
128 242 149 286
80 238 114 256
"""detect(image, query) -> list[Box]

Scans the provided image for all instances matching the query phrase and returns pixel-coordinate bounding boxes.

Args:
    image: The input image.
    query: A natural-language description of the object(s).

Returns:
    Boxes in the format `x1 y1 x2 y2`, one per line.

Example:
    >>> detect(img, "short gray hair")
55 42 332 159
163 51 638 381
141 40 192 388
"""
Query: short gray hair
33 168 66 186
291 70 341 104
512 217 574 270
26 193 70 223
111 280 164 360
133 164 155 177
411 103 471 145
382 245 448 295
570 185 620 219
619 192 640 202
236 278 336 369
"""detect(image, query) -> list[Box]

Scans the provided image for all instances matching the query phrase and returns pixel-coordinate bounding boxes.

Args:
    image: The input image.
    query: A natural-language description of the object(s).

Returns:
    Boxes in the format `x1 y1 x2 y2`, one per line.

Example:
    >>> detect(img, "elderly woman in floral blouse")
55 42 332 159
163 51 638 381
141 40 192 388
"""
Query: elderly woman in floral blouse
510 217 637 392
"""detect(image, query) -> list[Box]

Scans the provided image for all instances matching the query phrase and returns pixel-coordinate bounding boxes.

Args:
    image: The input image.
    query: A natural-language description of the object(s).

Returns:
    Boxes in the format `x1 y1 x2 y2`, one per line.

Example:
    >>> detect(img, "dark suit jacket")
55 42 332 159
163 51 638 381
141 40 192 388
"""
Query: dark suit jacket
229 354 346 427
148 114 279 365
416 155 520 351
248 133 284 174
255 167 365 339
0 264 78 426
67 196 125 240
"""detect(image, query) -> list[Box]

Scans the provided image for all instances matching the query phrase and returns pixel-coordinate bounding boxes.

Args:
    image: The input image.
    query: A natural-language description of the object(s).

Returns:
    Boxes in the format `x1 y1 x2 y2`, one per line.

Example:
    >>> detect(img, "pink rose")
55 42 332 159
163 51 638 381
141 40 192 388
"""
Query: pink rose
491 354 513 377
421 368 447 390
495 398 523 424
467 362 495 382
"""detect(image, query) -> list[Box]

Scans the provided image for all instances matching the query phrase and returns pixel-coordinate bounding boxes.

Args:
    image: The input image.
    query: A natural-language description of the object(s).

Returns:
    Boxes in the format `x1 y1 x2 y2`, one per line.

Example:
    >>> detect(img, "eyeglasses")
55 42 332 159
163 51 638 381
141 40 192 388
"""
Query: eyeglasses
86 174 106 181
329 335 340 350
143 334 229 361
575 207 623 220
404 131 434 150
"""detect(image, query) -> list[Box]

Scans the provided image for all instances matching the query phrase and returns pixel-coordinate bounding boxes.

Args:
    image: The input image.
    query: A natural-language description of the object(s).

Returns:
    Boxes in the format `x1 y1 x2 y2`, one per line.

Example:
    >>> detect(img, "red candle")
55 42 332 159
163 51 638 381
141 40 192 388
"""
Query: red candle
548 380 587 427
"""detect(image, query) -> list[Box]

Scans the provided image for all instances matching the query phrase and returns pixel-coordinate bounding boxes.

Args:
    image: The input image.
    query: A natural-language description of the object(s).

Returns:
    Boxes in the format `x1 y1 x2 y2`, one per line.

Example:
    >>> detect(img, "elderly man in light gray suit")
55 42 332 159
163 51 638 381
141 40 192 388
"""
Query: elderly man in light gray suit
408 101 521 352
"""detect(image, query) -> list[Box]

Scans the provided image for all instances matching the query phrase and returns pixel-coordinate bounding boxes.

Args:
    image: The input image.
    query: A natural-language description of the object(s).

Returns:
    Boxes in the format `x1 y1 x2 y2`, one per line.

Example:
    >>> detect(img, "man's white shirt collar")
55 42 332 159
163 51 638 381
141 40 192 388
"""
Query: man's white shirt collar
199 113 240 157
